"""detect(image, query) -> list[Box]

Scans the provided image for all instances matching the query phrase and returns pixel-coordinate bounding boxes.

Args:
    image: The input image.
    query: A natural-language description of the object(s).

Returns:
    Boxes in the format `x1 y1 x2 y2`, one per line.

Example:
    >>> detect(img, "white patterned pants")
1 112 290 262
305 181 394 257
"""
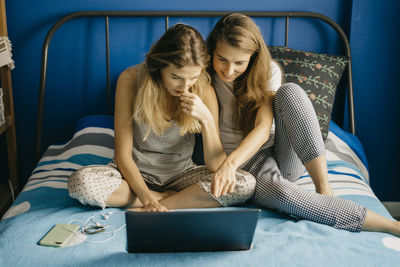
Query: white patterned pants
68 165 256 209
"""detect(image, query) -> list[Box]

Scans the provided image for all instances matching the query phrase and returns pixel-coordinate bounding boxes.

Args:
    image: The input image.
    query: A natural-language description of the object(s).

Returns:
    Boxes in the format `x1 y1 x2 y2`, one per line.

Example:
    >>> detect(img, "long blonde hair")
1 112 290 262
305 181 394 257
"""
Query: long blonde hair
133 24 210 140
207 13 274 135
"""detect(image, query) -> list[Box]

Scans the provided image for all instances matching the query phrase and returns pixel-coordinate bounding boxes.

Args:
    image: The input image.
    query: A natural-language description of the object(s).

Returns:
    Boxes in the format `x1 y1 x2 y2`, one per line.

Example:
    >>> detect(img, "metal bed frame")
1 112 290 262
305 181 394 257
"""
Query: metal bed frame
35 11 355 160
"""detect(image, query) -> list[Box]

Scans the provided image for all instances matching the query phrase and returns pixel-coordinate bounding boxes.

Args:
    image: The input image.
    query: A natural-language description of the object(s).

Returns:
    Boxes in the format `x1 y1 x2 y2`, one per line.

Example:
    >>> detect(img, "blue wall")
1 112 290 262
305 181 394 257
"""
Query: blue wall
2 0 398 201
350 0 400 201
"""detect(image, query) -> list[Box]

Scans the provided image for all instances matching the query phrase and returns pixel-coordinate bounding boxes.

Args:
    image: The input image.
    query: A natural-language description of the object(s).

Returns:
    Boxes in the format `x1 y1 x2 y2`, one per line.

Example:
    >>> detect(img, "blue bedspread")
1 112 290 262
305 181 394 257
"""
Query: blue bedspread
1 116 399 266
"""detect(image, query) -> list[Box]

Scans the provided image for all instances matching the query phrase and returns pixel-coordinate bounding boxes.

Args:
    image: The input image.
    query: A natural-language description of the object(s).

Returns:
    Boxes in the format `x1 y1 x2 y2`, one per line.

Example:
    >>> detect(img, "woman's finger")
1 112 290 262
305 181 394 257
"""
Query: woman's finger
228 181 235 194
216 179 227 198
180 95 194 103
210 175 216 194
158 203 168 212
212 177 220 197
180 102 192 110
180 91 194 98
180 99 193 106
221 181 231 196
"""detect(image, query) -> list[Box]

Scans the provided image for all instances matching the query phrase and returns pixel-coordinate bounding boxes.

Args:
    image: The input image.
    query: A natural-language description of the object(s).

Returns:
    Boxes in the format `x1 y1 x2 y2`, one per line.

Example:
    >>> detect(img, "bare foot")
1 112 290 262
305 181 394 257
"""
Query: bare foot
128 201 168 212
127 190 177 209
393 221 400 237
152 190 177 201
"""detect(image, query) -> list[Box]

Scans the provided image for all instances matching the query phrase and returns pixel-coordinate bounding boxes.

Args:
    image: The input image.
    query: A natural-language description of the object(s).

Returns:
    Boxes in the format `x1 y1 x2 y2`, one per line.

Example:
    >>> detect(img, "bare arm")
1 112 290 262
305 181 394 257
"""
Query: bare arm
211 93 275 198
227 93 274 167
114 68 167 211
180 84 225 171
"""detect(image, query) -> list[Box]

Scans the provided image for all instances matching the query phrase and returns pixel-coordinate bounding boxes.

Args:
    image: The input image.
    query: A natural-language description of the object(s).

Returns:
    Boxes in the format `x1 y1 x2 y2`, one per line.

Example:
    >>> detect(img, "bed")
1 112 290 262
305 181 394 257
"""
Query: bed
1 11 399 266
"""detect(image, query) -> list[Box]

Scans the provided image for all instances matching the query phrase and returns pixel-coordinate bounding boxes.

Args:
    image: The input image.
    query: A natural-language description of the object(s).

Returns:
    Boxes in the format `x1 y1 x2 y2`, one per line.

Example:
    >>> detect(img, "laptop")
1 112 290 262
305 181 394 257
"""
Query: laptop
125 208 261 253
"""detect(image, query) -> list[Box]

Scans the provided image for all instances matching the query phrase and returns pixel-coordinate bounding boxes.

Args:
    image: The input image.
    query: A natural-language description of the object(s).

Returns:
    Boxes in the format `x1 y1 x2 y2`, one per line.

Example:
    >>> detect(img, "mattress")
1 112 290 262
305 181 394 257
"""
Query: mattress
1 115 399 266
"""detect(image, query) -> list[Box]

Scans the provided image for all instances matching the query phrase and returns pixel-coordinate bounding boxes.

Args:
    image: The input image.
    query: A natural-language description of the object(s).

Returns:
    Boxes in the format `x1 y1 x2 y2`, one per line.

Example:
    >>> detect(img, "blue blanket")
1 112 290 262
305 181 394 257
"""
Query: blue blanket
1 116 399 266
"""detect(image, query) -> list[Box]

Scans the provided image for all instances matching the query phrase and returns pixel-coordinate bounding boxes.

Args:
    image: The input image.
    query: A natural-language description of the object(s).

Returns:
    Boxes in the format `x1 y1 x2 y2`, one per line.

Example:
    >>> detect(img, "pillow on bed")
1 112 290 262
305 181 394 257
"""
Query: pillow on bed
268 46 348 139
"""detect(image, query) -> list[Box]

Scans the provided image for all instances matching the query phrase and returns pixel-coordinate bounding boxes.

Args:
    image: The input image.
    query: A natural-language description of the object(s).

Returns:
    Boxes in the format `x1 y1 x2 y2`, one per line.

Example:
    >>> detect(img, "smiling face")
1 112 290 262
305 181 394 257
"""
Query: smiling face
212 40 253 82
160 64 203 96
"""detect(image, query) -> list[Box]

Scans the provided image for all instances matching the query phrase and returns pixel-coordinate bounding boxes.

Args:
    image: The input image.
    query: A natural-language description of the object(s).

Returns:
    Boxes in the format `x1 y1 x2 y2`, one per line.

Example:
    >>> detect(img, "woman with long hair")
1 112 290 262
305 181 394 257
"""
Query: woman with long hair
207 13 400 236
68 23 256 212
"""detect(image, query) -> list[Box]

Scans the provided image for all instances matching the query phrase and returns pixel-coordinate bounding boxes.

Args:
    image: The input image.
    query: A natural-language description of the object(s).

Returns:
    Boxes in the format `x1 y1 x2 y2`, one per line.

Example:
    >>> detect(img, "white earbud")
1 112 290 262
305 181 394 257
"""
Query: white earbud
102 212 113 220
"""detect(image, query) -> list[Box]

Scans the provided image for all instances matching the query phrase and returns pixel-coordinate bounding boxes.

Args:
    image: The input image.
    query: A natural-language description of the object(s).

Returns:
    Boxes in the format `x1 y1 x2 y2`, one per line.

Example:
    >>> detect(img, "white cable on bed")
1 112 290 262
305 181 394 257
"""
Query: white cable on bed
68 210 126 243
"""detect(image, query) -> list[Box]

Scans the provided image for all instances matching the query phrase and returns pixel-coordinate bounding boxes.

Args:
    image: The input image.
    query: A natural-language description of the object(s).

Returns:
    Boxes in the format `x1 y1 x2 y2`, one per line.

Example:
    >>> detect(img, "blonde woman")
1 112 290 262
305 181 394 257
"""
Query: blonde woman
207 13 400 236
68 24 256 212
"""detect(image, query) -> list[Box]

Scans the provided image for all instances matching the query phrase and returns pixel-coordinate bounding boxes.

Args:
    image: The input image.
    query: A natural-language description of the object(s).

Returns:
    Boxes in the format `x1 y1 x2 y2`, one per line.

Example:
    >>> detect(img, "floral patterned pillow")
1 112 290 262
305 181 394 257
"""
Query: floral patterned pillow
268 46 348 139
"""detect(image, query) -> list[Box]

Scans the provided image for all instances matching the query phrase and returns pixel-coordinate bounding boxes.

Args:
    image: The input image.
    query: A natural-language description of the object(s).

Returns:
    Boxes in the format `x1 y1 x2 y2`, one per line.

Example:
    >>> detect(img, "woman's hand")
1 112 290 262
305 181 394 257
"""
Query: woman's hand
129 200 168 212
180 91 212 124
211 158 238 198
142 201 169 212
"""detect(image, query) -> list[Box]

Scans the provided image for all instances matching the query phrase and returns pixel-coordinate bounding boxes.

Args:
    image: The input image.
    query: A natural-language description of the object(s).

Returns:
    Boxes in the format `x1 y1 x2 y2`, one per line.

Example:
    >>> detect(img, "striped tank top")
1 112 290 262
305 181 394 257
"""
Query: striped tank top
112 63 196 186
131 120 196 186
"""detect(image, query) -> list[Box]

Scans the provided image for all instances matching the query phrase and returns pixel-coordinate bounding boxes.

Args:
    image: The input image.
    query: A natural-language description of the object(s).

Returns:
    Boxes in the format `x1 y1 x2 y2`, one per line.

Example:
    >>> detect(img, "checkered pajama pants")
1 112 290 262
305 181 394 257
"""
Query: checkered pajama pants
243 83 367 232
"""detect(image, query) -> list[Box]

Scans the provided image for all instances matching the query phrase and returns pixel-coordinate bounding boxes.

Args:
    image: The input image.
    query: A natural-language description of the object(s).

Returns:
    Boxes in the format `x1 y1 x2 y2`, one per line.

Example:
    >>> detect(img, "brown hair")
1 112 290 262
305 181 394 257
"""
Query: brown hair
207 13 274 135
133 23 210 139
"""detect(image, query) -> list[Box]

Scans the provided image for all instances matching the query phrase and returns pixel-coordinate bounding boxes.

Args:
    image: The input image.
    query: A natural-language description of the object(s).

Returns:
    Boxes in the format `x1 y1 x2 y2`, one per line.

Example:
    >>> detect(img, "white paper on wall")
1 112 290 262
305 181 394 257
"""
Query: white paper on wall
0 36 14 70
0 88 5 127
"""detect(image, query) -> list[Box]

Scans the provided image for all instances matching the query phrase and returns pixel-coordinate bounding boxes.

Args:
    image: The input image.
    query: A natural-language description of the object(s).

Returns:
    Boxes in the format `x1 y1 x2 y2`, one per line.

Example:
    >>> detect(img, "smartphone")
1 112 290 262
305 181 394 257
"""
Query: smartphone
39 224 80 247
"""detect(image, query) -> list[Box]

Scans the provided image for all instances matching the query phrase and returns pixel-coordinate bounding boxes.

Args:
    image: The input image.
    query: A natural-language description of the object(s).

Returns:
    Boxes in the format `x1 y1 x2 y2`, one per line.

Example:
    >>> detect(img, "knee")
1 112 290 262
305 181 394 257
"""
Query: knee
68 165 122 209
68 167 96 205
68 166 104 192
232 170 256 201
277 82 305 99
211 170 256 207
68 167 92 192
275 83 309 108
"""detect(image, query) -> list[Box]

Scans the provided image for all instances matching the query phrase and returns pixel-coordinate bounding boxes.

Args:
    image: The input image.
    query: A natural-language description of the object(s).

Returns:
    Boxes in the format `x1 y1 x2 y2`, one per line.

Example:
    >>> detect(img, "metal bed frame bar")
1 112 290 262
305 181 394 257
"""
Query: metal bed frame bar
36 11 355 160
